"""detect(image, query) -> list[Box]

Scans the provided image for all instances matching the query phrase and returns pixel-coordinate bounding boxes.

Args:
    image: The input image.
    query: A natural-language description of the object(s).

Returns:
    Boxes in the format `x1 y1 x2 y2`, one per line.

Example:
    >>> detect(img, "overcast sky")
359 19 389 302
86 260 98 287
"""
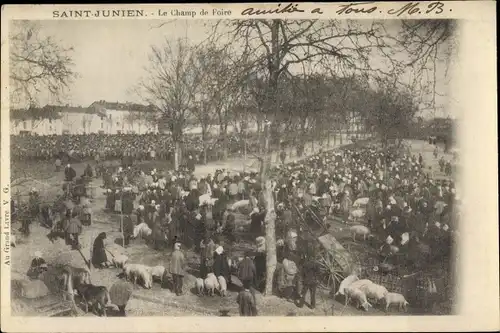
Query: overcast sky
13 19 455 119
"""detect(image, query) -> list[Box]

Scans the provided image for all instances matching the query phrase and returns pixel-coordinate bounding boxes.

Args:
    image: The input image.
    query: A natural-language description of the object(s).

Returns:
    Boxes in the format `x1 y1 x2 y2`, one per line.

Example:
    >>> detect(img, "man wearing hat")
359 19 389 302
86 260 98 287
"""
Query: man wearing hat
65 211 82 250
187 155 195 174
238 251 257 290
28 188 40 221
200 234 216 278
170 242 186 296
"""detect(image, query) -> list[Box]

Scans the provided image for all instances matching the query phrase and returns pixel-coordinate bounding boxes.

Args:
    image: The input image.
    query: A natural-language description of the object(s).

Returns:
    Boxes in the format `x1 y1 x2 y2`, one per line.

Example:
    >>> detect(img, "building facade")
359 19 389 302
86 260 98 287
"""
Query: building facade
10 101 159 136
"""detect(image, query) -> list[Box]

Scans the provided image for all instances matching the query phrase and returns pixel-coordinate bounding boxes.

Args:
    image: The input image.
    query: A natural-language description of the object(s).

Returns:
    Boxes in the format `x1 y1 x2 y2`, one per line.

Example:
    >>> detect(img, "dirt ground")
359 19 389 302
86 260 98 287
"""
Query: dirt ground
9 139 456 317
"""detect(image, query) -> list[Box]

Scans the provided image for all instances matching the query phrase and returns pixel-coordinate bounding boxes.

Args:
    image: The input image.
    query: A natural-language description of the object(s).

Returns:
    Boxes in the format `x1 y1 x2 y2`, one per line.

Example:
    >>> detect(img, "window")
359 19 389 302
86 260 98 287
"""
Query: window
49 119 52 124
101 122 103 129
100 116 104 121
23 121 27 130
116 122 119 126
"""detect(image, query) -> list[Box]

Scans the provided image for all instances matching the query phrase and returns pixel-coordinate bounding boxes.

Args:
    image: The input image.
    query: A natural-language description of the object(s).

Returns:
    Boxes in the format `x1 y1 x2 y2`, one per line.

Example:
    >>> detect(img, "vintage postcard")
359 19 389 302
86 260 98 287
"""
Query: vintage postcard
0 2 498 332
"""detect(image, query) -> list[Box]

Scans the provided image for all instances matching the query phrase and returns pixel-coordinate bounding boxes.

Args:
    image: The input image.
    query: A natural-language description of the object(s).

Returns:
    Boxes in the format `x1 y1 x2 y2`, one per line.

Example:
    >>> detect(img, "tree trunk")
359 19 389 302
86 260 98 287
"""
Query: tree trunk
223 132 229 160
243 132 247 172
256 117 262 155
202 127 208 165
261 123 277 296
263 179 277 296
174 141 180 170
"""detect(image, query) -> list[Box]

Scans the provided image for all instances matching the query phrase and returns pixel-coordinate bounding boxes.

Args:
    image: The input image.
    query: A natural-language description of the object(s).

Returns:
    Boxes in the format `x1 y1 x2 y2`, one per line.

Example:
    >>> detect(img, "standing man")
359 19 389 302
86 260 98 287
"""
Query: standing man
298 248 321 309
123 215 134 247
65 164 76 182
236 280 258 316
65 212 82 250
199 234 216 278
55 157 62 172
280 149 286 165
340 190 352 224
170 242 186 296
187 155 196 174
238 251 257 289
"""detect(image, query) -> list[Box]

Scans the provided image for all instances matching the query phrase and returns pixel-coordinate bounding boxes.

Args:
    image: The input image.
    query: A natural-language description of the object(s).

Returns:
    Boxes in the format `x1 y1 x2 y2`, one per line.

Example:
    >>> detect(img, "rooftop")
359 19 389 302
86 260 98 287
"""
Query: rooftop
90 100 159 113
11 101 158 120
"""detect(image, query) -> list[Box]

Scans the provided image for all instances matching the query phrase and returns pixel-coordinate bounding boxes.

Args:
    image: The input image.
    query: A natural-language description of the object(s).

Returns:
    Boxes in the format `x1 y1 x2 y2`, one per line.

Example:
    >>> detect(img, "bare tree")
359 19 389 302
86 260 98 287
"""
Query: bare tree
206 19 403 296
396 20 457 113
124 108 159 134
362 77 419 147
9 21 77 108
136 38 202 170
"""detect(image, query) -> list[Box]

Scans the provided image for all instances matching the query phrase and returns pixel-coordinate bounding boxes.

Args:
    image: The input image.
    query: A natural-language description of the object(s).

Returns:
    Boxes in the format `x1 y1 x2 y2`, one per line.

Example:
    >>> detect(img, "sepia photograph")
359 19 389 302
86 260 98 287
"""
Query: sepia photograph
0 3 496 330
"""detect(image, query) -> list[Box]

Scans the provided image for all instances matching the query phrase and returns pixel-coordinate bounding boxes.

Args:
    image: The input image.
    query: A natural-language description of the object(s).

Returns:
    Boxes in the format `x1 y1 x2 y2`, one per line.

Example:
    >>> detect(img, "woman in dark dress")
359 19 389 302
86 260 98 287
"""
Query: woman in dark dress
92 232 109 268
213 246 231 285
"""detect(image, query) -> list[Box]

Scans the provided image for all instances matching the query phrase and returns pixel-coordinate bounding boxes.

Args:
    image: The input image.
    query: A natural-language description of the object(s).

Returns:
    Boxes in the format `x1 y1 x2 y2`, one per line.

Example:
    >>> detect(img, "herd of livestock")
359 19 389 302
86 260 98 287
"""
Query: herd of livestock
13 138 458 316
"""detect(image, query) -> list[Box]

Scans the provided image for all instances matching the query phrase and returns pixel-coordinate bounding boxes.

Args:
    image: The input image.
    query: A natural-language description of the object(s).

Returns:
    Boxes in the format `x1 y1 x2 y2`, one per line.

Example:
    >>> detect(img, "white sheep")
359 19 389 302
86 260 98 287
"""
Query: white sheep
195 278 205 296
359 283 389 304
217 276 227 297
231 200 250 211
349 225 372 242
345 286 372 311
384 292 409 312
349 208 366 222
352 197 369 208
204 273 219 296
148 265 166 283
124 264 152 289
111 254 128 268
335 274 359 297
349 279 375 291
133 223 152 239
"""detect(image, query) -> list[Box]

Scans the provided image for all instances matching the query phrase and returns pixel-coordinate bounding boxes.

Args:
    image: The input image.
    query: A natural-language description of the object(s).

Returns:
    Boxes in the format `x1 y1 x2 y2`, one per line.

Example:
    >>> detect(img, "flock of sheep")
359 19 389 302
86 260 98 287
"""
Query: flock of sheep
195 273 228 297
335 273 409 312
109 253 233 298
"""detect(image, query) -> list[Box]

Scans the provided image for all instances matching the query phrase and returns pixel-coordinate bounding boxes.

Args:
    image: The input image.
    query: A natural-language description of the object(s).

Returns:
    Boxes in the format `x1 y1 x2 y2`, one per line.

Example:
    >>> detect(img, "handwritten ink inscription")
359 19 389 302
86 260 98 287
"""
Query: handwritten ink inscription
336 3 378 15
335 1 447 16
388 1 446 16
241 3 325 16
240 2 447 17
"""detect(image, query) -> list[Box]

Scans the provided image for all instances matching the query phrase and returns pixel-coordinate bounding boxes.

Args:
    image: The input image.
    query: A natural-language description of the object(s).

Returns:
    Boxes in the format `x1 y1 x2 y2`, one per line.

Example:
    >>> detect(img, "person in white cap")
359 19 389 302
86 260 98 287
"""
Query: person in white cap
27 251 48 279
213 245 231 286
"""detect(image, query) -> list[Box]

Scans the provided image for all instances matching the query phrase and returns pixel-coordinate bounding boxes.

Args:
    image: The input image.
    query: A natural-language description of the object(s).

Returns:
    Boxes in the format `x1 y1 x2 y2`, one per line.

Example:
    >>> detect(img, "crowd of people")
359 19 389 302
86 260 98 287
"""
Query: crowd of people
11 133 259 163
15 136 458 315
